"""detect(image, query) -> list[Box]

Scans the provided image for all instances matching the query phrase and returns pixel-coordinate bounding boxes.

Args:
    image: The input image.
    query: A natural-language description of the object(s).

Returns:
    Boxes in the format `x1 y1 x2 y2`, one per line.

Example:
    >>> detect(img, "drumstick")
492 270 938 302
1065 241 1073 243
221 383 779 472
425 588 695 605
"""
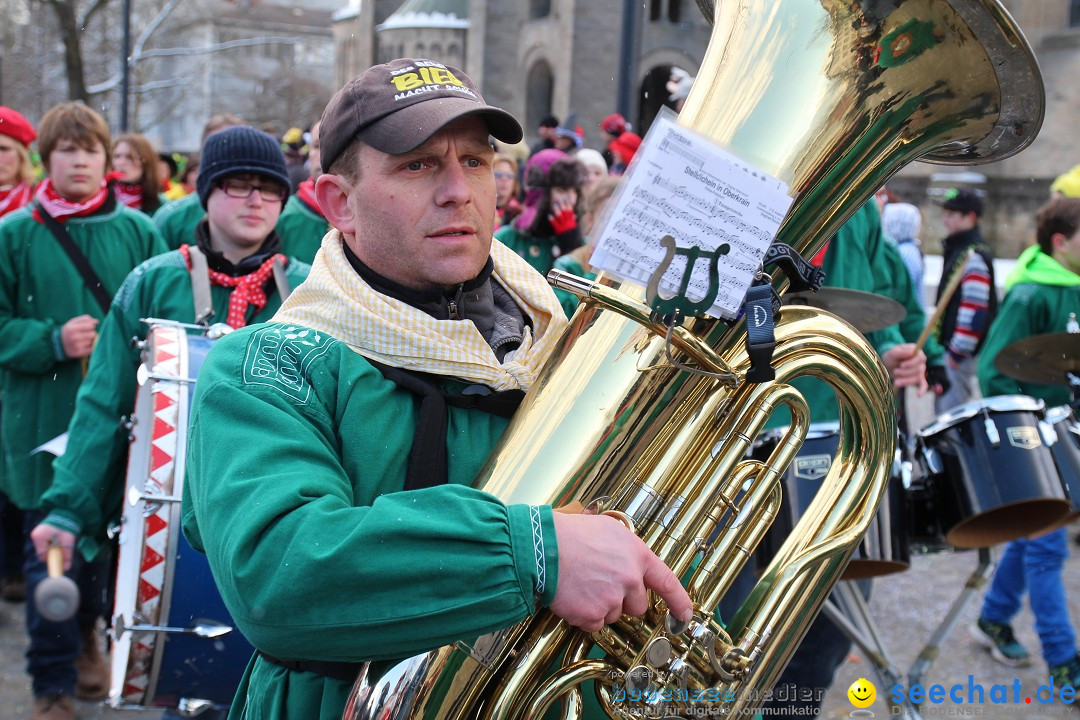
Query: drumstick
34 544 80 622
915 247 975 353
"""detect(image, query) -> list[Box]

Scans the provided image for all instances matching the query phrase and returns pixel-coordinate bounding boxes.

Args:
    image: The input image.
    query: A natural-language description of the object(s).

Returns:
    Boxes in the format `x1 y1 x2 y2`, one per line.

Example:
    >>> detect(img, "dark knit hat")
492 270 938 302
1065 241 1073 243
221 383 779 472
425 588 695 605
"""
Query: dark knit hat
941 188 983 217
196 126 290 208
319 58 522 171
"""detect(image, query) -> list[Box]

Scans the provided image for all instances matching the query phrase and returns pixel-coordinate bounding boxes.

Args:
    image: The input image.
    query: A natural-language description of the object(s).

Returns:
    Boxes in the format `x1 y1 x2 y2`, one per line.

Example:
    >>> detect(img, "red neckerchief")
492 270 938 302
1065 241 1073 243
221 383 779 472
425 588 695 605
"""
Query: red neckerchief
0 182 32 218
295 177 322 216
113 180 143 210
179 244 286 329
32 176 111 224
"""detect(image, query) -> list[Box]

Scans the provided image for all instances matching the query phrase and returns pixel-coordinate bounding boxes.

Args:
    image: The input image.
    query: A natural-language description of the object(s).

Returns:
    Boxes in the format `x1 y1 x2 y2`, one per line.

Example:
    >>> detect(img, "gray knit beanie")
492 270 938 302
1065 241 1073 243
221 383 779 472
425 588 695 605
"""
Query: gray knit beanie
196 126 290 208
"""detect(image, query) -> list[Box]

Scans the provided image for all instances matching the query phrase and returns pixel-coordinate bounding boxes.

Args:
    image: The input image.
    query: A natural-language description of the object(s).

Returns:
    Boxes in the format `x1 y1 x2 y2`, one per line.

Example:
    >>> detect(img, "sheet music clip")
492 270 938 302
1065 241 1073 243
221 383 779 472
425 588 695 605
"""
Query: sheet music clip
646 235 729 320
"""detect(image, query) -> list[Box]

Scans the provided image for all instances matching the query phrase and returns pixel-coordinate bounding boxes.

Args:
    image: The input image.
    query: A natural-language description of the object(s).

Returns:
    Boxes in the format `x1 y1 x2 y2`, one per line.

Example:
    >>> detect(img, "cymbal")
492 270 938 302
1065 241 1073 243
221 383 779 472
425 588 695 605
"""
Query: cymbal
994 333 1080 385
783 288 907 334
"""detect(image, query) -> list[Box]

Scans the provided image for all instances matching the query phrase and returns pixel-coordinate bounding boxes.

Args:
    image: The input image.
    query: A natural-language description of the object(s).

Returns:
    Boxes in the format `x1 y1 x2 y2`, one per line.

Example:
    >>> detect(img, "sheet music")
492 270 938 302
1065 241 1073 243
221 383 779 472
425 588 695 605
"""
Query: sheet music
590 113 793 319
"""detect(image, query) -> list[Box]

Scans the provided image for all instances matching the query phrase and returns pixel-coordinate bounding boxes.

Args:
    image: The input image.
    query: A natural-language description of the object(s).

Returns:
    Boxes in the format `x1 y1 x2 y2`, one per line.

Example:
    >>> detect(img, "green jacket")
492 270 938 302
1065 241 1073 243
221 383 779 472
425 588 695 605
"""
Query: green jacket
771 201 905 428
152 191 204 250
182 323 558 719
977 245 1080 406
879 238 945 366
276 195 328 265
0 203 166 509
39 251 311 560
495 223 559 275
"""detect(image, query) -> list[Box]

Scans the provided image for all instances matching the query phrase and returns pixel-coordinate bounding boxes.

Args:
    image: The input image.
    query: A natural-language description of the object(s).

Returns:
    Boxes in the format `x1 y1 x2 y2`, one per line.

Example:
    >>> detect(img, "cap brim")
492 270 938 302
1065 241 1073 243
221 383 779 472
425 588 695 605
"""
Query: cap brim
358 97 523 155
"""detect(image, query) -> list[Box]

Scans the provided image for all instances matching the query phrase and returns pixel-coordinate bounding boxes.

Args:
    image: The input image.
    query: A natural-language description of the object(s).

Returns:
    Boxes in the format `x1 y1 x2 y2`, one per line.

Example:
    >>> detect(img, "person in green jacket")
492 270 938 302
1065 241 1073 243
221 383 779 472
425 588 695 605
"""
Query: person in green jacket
0 101 166 720
29 124 308 720
152 113 242 250
971 196 1080 688
552 175 620 318
276 119 329 264
182 58 693 720
494 148 587 275
752 200 929 717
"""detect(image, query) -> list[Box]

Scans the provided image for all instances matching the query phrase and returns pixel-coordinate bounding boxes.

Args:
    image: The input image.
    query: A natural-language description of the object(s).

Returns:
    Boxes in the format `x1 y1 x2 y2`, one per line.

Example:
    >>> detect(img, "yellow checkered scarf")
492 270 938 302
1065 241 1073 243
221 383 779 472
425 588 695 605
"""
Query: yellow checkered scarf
272 231 568 392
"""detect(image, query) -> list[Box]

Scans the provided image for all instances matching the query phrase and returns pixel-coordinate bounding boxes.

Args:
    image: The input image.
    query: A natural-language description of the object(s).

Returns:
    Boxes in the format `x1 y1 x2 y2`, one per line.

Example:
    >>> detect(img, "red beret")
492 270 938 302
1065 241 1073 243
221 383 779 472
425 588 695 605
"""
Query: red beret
0 107 36 147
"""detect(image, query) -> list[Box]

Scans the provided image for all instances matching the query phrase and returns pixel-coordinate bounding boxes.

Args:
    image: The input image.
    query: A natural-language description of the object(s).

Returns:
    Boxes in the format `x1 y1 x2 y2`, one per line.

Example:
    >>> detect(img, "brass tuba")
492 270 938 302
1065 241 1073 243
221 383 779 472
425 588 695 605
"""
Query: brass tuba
345 1 1043 717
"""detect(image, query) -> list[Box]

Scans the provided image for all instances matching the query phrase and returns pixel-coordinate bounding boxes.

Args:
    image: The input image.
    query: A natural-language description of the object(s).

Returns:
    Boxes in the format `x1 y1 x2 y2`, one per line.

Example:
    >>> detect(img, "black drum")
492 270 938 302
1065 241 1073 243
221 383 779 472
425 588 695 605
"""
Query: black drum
914 396 1070 549
754 423 910 580
1045 405 1080 525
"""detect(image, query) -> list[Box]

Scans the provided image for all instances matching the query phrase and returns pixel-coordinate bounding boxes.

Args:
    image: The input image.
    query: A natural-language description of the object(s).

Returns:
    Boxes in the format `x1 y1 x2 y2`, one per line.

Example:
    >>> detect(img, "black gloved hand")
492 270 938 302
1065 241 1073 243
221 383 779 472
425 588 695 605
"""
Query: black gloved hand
927 364 951 396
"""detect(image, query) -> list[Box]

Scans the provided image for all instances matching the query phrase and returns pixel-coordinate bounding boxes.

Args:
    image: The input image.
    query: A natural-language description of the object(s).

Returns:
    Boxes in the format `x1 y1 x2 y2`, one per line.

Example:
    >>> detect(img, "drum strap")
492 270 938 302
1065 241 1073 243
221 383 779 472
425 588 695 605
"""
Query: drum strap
272 257 292 301
187 250 292 325
256 651 365 683
186 246 215 325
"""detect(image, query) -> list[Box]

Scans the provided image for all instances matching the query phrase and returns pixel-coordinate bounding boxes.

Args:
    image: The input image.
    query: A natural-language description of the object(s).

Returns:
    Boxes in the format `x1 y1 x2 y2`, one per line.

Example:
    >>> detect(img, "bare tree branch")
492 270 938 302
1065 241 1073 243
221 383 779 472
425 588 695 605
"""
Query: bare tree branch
78 0 109 29
133 0 181 57
138 36 298 59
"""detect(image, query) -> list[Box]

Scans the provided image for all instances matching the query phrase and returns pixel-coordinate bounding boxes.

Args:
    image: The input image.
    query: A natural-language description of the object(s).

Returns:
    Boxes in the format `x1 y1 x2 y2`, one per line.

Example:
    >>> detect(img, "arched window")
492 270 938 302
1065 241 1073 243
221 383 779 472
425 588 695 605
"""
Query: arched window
447 42 461 64
525 60 555 136
649 0 661 22
415 42 426 56
530 0 551 19
430 43 442 58
1071 0 1080 27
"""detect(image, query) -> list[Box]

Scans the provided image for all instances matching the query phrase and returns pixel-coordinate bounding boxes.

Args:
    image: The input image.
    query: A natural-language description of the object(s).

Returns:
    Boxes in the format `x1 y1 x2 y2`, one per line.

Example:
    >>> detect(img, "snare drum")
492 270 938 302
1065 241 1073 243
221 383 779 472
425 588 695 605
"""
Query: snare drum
754 423 910 580
1045 405 1080 525
915 396 1070 549
110 324 252 712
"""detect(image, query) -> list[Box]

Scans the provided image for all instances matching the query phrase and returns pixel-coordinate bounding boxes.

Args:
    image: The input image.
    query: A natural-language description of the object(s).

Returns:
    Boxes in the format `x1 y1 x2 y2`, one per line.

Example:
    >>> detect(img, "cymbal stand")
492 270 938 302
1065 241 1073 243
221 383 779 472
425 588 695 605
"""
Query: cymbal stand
820 547 995 718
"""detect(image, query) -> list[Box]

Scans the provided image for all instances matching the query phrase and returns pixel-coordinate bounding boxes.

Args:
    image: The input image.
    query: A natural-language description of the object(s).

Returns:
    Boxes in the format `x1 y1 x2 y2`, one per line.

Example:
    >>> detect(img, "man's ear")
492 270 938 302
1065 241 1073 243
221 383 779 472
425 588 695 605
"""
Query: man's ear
1052 231 1068 254
315 174 355 235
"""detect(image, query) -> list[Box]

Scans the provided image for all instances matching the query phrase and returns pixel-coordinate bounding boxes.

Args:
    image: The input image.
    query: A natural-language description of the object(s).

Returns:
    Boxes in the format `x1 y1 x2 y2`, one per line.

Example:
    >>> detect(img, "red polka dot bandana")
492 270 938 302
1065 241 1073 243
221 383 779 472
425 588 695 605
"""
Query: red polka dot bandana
179 244 285 328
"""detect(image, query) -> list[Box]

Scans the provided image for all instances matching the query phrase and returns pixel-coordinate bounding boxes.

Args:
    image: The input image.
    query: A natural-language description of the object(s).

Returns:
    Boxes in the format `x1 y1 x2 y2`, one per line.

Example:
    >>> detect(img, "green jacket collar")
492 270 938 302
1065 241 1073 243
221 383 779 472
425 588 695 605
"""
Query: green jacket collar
1005 245 1080 291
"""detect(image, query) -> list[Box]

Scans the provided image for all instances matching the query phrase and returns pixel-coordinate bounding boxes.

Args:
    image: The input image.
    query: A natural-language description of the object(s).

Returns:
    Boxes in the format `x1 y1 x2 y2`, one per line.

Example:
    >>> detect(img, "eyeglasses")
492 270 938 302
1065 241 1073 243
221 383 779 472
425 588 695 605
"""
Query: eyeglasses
494 171 516 181
218 178 286 202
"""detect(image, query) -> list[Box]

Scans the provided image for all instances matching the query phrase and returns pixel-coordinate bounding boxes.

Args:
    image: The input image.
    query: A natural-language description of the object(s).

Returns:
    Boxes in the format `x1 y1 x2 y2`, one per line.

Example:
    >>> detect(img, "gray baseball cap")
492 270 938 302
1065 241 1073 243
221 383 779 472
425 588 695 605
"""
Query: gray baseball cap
319 58 523 171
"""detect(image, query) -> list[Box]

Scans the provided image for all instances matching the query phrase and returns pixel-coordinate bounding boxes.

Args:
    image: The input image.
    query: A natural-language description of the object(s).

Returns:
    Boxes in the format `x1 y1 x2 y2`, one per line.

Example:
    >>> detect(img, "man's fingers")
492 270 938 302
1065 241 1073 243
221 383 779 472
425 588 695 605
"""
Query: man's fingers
641 552 693 622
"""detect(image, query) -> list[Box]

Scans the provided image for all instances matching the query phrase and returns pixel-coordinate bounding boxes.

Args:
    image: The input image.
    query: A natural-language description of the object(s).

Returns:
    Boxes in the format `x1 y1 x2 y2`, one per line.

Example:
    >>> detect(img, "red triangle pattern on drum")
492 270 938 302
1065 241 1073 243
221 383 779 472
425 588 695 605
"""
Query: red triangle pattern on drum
154 391 176 412
138 577 160 603
153 416 175 438
145 513 167 537
151 444 173 472
123 682 145 698
141 544 164 573
157 348 177 363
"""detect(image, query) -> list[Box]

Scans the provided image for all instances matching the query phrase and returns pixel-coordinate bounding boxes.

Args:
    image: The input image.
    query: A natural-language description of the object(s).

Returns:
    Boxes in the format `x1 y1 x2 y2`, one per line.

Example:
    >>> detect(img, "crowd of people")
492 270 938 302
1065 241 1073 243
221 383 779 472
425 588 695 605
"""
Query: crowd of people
0 54 1076 720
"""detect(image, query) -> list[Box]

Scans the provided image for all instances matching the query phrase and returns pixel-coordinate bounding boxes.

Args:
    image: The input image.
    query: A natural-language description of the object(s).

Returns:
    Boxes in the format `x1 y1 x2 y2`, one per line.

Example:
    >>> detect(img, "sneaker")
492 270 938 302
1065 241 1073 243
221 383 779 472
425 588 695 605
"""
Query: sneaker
1051 654 1080 691
972 617 1032 667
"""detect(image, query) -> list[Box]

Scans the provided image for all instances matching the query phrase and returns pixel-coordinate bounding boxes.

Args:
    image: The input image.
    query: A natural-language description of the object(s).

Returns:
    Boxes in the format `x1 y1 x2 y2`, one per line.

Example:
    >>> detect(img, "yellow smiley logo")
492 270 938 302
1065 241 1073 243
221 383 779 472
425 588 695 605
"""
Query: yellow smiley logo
848 678 876 708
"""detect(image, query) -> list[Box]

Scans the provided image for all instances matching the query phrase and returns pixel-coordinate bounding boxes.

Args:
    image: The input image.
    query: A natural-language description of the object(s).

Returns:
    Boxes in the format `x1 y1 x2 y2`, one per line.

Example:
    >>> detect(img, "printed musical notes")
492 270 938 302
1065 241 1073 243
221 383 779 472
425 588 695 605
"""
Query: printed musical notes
590 113 793 319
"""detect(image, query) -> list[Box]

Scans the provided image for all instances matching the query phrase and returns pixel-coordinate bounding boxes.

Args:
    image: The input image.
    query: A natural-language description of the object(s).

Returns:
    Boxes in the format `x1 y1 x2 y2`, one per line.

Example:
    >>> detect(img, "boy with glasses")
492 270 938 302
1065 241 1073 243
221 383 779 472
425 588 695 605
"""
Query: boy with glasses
0 101 166 720
29 125 310 719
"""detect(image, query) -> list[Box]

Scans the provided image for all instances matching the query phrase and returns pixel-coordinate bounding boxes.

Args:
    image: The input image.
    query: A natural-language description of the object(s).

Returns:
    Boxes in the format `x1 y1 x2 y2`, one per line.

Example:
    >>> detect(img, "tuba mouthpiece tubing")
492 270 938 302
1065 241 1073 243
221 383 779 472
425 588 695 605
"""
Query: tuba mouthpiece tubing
546 269 596 299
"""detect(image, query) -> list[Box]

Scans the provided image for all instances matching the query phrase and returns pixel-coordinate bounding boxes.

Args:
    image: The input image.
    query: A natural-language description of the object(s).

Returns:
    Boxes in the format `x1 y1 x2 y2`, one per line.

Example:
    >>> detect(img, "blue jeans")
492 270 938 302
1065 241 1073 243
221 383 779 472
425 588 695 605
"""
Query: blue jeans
981 528 1077 667
23 510 111 697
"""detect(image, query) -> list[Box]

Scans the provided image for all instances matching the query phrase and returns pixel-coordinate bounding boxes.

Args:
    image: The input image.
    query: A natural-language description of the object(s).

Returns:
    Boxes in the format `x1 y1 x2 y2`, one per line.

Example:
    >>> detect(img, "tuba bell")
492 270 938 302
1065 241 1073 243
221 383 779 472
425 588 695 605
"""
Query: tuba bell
345 1 1044 717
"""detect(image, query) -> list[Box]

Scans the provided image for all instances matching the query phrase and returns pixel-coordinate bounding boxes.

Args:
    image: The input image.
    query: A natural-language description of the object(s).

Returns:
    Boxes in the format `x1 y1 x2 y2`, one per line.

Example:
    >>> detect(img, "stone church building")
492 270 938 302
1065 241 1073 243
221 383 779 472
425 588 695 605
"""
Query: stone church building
332 0 1080 254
